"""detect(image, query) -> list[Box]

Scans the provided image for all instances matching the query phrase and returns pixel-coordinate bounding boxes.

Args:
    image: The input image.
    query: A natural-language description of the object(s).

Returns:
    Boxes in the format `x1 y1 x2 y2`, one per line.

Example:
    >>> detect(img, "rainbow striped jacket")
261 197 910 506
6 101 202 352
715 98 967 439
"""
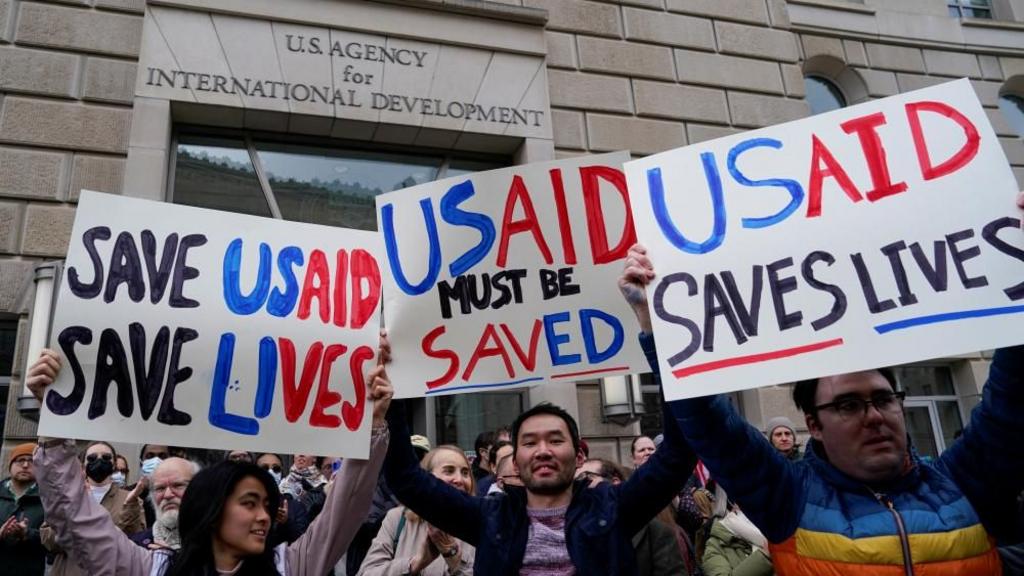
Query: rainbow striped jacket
641 336 1024 576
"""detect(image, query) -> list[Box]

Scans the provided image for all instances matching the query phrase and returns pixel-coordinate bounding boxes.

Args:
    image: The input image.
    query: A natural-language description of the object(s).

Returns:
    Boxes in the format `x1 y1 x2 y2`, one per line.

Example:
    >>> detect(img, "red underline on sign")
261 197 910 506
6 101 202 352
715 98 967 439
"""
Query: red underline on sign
552 366 630 379
671 338 845 379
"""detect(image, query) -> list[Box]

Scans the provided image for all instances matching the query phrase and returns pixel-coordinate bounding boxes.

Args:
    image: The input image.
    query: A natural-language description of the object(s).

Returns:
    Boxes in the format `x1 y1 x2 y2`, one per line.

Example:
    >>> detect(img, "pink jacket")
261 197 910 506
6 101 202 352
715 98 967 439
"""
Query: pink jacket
34 428 389 576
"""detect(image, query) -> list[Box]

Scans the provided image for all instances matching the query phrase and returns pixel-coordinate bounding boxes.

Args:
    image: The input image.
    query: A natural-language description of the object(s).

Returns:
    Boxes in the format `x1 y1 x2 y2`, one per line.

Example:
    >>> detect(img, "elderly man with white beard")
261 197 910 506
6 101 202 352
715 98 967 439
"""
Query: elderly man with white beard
129 457 199 550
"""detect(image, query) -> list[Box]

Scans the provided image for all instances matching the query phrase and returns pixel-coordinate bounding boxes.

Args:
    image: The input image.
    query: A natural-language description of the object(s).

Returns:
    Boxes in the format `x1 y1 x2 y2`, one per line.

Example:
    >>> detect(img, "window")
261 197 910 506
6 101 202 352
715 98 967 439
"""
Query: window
434 391 524 451
948 0 992 18
999 94 1024 139
804 76 847 115
895 365 963 459
0 319 17 436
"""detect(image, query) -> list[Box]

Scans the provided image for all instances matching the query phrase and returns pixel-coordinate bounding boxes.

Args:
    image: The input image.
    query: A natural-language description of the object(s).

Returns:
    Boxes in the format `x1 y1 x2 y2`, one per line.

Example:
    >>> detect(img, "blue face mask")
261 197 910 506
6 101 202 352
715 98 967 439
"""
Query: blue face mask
111 471 126 487
141 457 162 477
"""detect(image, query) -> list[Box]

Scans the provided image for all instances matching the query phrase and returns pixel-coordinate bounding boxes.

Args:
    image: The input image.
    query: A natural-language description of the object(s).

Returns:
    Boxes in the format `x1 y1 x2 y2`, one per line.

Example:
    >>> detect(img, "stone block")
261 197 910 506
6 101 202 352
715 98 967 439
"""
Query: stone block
0 97 132 154
623 7 714 51
94 0 146 13
0 260 34 312
801 34 844 61
82 57 137 104
1002 137 1024 166
922 49 981 79
633 80 729 123
551 109 586 150
895 73 946 93
855 68 899 97
971 80 1003 108
21 203 75 257
666 0 768 25
716 21 799 63
70 154 124 200
0 0 11 43
687 123 741 144
545 31 576 69
547 70 633 113
522 0 621 38
674 48 784 94
0 201 22 254
614 0 663 7
0 146 67 200
16 2 143 57
1014 167 1023 189
843 40 868 67
0 46 78 98
781 64 806 97
1002 58 1024 79
728 92 808 128
987 108 1016 139
766 0 790 28
578 36 675 81
587 113 685 155
977 55 1002 81
865 43 925 73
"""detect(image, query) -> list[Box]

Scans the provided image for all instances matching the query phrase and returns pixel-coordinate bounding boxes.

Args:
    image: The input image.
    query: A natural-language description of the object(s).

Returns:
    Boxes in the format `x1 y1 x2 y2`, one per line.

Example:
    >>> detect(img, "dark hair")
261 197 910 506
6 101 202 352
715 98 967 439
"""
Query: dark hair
80 441 117 463
792 368 898 414
585 458 628 483
488 440 513 465
630 435 653 454
139 444 170 460
164 461 281 576
474 431 496 458
510 403 581 455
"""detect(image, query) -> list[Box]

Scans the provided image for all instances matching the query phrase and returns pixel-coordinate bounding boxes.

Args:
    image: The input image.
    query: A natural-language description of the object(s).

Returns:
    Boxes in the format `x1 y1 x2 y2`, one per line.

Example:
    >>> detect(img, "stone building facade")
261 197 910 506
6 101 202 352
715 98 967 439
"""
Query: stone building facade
1 0 1022 466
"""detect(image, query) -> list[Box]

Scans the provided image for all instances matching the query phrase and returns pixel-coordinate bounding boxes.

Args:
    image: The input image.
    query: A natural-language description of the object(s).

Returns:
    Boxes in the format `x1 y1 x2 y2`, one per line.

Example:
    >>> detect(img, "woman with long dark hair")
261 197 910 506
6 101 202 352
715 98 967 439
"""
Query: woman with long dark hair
25 336 393 576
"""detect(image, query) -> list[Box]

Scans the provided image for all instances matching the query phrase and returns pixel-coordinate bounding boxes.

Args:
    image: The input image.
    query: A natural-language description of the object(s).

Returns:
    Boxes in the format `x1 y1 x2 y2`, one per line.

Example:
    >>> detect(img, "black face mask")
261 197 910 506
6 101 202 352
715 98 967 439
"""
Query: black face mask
86 458 115 483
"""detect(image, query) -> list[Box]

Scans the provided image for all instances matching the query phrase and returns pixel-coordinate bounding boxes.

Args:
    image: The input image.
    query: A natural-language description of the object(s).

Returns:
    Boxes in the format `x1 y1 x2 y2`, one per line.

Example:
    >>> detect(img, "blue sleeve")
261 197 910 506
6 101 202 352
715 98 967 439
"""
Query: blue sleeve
383 400 484 545
614 366 697 537
642 332 804 543
936 345 1024 543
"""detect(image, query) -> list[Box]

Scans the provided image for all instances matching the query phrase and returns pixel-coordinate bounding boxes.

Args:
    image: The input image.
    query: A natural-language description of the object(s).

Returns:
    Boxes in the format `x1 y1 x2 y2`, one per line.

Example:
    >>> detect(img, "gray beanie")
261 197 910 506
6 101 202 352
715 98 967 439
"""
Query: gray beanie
766 416 796 436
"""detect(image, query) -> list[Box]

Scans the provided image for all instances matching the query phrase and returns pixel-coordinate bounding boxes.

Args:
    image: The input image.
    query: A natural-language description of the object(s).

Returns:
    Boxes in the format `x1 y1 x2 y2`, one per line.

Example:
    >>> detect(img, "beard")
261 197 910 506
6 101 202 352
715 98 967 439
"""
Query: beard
522 465 575 495
153 505 182 550
155 507 179 531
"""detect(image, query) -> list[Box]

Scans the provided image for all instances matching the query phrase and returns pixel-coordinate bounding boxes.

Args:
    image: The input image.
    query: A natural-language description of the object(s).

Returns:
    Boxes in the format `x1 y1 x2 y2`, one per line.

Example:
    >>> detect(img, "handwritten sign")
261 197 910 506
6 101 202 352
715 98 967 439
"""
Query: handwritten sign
376 152 648 398
625 79 1024 401
39 191 383 458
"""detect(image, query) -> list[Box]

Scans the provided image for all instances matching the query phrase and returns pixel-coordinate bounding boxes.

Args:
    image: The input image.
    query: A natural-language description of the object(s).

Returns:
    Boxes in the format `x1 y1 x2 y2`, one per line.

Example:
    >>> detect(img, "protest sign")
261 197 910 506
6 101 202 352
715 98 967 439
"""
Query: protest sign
376 152 648 398
625 79 1024 401
39 191 383 458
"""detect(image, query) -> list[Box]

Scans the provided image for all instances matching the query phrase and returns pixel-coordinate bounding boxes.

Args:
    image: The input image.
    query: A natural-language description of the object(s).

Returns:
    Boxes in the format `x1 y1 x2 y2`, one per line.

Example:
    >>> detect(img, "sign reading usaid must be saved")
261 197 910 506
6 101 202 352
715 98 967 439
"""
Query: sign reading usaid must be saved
136 6 551 139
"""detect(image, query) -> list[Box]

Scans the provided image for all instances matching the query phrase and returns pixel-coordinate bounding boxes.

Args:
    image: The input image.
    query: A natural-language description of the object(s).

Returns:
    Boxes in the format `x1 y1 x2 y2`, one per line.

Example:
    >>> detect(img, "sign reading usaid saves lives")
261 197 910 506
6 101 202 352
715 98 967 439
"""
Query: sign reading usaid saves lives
376 153 648 398
40 191 383 458
626 79 1024 401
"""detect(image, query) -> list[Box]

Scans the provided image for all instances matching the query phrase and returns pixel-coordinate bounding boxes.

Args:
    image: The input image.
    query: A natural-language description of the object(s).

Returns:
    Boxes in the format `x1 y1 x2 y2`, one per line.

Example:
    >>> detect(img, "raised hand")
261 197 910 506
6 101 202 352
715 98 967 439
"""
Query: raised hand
618 243 656 333
26 349 61 402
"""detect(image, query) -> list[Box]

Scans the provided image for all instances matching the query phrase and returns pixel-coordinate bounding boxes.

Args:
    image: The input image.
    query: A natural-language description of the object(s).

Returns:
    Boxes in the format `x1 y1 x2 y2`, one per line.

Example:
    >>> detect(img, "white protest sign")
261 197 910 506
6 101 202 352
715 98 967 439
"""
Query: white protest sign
625 79 1024 401
39 191 383 458
376 152 648 398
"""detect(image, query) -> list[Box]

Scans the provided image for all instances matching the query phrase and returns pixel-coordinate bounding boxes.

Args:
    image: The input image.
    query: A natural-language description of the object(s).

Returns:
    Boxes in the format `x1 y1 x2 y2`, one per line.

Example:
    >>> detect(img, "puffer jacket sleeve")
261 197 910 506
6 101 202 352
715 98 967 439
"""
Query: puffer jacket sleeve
286 425 389 575
33 439 154 576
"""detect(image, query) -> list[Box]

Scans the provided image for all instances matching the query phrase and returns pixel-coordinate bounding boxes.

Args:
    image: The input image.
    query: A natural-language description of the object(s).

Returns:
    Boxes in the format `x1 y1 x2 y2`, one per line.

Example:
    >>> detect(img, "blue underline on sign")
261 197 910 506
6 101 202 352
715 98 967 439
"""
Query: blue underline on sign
874 304 1024 334
425 377 545 395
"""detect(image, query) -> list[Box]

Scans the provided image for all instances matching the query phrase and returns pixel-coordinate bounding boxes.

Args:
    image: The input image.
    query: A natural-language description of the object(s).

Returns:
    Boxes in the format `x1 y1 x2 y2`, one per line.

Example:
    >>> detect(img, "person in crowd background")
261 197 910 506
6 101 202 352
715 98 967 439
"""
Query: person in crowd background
1 442 44 576
491 453 522 494
25 343 392 575
228 451 254 464
256 453 311 547
358 445 476 576
114 455 130 488
129 456 200 550
764 418 801 462
281 453 328 523
476 440 513 496
700 484 773 576
41 440 147 575
470 431 495 484
631 436 657 469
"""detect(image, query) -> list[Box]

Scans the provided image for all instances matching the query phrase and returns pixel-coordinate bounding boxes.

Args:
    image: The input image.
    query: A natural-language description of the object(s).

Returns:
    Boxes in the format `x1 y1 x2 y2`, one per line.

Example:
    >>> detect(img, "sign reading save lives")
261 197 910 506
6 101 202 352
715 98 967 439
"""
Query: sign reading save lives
625 79 1024 401
377 152 648 399
39 192 383 458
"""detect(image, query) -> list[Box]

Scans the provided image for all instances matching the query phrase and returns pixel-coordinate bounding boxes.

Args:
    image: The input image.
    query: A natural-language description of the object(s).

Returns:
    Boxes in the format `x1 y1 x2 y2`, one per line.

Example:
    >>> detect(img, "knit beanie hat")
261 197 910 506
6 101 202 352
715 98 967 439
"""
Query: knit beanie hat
9 442 37 468
765 416 796 437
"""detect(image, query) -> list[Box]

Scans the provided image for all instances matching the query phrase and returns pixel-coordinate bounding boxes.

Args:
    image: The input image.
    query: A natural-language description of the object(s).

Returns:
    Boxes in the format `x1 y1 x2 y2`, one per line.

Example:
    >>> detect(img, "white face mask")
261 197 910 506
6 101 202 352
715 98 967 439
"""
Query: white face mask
111 472 126 487
141 457 163 477
269 470 282 484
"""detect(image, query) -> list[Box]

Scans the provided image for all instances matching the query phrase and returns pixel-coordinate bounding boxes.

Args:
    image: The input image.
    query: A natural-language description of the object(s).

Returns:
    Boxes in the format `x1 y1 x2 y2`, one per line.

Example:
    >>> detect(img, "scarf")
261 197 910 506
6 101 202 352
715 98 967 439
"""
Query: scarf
279 466 325 498
720 509 768 550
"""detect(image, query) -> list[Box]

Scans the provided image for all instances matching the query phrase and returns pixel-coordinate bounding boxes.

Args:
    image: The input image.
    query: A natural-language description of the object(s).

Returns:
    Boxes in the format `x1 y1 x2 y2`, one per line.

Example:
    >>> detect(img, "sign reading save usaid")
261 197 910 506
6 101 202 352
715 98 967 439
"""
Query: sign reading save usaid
136 6 550 139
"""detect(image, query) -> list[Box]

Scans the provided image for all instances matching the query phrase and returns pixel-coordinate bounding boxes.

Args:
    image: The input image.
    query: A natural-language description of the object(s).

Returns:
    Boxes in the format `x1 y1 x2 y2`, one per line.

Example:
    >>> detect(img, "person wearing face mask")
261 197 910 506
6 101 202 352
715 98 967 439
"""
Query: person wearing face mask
281 453 328 523
113 456 130 488
134 444 171 528
40 441 146 576
358 446 476 576
257 453 311 546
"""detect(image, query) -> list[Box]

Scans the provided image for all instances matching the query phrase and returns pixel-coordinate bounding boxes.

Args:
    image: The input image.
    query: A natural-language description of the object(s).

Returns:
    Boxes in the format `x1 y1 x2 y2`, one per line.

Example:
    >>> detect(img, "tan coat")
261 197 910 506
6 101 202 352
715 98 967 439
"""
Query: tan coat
357 506 474 576
41 483 145 576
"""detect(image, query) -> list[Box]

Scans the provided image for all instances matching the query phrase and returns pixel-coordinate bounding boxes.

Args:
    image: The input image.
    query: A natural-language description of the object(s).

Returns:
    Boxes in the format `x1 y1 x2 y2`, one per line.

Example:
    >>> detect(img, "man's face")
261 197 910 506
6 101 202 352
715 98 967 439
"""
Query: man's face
514 414 583 496
808 371 908 484
9 456 34 484
632 437 656 467
151 458 194 514
495 456 522 490
142 444 170 461
575 460 606 488
771 428 795 452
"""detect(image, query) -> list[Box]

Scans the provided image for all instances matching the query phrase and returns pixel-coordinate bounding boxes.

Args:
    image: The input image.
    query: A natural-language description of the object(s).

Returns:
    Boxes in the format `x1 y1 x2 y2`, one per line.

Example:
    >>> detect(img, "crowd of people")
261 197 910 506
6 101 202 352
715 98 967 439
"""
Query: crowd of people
3 193 1023 575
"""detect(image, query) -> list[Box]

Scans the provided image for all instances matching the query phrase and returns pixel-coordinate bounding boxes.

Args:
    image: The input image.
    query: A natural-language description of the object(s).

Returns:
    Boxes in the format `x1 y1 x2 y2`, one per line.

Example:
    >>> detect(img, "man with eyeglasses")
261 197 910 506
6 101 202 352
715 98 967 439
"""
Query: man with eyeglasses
1 443 44 576
128 456 199 551
619 189 1024 576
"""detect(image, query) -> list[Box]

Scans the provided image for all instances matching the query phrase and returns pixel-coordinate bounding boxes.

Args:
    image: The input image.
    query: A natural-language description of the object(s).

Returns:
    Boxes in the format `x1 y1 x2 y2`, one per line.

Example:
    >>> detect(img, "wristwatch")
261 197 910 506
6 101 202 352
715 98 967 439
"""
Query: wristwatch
441 544 460 559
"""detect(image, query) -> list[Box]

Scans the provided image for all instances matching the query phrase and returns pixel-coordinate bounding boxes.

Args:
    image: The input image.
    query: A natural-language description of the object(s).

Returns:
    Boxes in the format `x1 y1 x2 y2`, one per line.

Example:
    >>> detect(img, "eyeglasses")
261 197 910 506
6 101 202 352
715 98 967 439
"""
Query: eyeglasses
814 391 906 420
152 480 190 495
11 456 33 466
579 471 609 482
86 453 114 463
260 464 282 474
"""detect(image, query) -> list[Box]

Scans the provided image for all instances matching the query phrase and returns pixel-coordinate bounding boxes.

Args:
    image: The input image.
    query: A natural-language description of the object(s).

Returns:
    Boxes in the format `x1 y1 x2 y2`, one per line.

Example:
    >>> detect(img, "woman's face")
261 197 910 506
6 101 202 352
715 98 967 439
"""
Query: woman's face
215 476 271 558
431 450 472 494
293 454 314 469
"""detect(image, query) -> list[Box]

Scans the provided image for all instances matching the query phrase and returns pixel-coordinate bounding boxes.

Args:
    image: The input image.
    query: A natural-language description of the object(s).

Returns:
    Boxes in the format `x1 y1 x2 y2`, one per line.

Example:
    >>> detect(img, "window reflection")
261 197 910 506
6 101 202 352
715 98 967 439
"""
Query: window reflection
803 76 847 116
174 138 272 217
